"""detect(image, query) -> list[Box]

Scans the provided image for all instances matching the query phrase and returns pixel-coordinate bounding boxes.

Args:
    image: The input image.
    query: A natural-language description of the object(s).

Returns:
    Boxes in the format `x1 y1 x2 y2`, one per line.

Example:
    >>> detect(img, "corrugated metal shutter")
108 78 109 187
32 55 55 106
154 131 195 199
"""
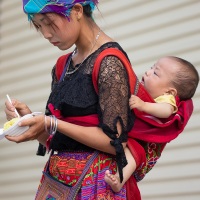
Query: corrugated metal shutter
0 0 199 199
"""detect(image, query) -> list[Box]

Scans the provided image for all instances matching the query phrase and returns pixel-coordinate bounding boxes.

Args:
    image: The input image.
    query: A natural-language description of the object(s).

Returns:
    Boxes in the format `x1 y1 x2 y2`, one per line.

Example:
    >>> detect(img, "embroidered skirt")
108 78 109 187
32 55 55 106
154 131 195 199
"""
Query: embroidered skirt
37 151 127 200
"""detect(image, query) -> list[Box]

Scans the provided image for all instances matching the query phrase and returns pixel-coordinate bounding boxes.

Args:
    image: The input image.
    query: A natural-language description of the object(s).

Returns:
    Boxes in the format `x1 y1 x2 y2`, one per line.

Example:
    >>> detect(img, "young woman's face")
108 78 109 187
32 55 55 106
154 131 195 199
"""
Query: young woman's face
142 57 179 99
32 12 80 50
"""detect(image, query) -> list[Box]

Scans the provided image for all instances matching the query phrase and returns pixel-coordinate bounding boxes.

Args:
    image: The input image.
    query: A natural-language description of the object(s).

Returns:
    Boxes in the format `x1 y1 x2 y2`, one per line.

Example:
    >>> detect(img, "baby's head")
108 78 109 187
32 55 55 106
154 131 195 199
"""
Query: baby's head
142 56 199 100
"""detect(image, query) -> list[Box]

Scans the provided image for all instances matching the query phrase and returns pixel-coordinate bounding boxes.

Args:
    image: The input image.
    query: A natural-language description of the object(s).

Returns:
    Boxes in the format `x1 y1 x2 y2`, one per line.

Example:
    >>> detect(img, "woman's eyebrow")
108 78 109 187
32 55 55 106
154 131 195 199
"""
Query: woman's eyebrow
32 17 45 23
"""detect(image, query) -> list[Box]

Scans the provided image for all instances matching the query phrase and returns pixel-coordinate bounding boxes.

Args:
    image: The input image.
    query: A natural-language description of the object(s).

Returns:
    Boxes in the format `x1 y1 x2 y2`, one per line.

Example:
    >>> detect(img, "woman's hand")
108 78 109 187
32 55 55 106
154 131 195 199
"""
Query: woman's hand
5 99 31 120
5 114 48 143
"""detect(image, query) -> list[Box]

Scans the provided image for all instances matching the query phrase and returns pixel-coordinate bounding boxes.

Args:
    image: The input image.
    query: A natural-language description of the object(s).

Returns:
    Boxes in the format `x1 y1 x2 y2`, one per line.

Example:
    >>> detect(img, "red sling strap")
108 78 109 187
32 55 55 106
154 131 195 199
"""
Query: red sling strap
56 48 154 103
91 48 193 143
55 53 72 81
92 48 154 103
55 48 193 143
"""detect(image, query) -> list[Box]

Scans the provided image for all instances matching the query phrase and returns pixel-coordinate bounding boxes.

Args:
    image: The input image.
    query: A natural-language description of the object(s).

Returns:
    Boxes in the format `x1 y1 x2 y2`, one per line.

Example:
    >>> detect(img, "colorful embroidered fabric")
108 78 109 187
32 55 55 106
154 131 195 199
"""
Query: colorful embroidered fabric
37 151 127 200
22 0 99 20
133 142 166 182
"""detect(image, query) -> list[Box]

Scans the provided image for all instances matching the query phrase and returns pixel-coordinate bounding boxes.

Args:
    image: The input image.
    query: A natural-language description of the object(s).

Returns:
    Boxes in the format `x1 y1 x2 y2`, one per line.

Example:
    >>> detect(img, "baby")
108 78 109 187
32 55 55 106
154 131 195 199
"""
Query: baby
104 56 199 192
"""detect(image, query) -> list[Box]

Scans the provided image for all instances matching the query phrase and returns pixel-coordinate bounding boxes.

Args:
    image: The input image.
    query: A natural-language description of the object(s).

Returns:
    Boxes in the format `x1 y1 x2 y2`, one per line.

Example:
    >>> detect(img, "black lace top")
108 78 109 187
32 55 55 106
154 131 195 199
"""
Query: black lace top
38 42 135 182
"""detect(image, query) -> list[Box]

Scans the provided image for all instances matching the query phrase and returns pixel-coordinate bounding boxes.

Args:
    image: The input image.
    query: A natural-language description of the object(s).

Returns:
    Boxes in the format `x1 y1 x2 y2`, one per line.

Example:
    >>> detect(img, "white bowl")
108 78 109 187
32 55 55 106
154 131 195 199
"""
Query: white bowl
0 112 42 140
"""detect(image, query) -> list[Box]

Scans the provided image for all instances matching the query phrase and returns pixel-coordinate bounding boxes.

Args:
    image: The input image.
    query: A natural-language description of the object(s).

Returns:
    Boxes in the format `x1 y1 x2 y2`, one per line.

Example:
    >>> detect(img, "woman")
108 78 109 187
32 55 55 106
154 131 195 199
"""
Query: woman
5 0 146 199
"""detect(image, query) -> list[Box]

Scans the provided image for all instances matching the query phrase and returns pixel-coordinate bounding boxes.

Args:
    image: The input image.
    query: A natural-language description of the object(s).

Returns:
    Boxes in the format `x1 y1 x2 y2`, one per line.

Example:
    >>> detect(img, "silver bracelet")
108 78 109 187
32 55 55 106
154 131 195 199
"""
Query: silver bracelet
51 115 58 135
44 115 58 135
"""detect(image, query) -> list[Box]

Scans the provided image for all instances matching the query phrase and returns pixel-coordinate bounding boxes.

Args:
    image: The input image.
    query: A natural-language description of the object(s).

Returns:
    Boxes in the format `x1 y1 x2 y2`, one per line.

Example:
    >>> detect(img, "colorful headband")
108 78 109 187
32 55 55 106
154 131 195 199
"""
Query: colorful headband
22 0 99 20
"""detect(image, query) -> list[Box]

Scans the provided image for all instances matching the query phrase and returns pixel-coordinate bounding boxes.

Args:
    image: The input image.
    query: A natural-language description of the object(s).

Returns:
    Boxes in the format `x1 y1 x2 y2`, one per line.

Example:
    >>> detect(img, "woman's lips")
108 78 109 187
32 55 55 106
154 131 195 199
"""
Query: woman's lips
51 42 60 46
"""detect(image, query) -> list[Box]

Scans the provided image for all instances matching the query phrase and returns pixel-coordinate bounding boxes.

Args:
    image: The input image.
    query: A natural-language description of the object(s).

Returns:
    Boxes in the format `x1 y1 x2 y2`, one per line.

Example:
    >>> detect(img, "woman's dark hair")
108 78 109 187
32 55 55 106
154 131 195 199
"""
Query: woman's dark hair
31 4 94 30
170 56 199 100
83 4 93 18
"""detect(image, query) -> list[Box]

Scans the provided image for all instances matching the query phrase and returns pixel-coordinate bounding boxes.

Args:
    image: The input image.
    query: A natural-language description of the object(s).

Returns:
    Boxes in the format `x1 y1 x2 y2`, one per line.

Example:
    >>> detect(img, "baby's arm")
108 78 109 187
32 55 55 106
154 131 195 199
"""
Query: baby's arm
129 95 174 118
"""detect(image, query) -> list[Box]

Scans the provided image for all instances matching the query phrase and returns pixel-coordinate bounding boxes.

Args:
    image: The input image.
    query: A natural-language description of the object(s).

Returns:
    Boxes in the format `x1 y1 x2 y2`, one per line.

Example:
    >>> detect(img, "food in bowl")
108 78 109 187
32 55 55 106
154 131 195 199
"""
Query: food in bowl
0 112 42 140
3 118 19 131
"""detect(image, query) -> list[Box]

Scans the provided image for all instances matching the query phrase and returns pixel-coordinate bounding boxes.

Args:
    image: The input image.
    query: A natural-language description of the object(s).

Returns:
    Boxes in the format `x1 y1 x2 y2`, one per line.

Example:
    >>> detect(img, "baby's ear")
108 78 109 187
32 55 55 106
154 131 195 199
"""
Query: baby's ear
168 87 177 96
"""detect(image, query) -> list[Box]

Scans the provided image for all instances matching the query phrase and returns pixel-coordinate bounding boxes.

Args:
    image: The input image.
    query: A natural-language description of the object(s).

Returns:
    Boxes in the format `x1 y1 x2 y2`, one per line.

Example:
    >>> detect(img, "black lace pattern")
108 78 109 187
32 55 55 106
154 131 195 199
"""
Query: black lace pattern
40 42 135 181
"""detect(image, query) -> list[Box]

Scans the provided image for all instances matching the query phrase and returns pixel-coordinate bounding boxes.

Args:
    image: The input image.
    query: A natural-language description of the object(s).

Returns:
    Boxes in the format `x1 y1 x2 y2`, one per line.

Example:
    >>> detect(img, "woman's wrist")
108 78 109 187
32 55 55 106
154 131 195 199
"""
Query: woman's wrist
44 115 58 135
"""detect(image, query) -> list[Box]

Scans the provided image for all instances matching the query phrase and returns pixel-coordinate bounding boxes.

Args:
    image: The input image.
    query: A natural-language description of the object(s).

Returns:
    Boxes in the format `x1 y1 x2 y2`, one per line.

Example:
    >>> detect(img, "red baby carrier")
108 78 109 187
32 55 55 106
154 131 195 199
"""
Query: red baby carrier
56 48 193 200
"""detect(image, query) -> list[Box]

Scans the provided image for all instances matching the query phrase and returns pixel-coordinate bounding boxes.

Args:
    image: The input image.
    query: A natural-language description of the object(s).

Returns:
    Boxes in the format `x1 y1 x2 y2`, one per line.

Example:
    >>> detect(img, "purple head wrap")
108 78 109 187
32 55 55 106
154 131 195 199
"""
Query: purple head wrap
22 0 99 20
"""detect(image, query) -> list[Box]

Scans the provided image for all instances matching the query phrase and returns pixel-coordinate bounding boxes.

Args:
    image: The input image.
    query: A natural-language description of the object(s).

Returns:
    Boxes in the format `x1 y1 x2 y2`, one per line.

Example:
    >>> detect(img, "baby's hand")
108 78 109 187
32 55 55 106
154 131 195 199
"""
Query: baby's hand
129 95 145 111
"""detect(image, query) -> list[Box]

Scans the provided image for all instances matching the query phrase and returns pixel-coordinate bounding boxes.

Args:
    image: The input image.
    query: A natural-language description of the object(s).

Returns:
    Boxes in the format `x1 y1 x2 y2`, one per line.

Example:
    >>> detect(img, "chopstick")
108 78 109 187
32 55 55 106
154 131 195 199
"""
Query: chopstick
6 94 20 118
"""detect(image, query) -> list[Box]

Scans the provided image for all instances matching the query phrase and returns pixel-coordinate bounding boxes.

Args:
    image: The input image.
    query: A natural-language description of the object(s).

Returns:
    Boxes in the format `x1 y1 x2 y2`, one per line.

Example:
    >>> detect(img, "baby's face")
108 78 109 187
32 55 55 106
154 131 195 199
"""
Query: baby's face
141 57 179 99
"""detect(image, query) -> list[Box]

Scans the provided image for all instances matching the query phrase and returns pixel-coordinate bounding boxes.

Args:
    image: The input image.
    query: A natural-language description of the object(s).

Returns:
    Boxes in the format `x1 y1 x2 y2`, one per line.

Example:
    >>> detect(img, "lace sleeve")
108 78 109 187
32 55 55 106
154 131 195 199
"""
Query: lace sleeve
98 55 135 182
98 55 133 138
